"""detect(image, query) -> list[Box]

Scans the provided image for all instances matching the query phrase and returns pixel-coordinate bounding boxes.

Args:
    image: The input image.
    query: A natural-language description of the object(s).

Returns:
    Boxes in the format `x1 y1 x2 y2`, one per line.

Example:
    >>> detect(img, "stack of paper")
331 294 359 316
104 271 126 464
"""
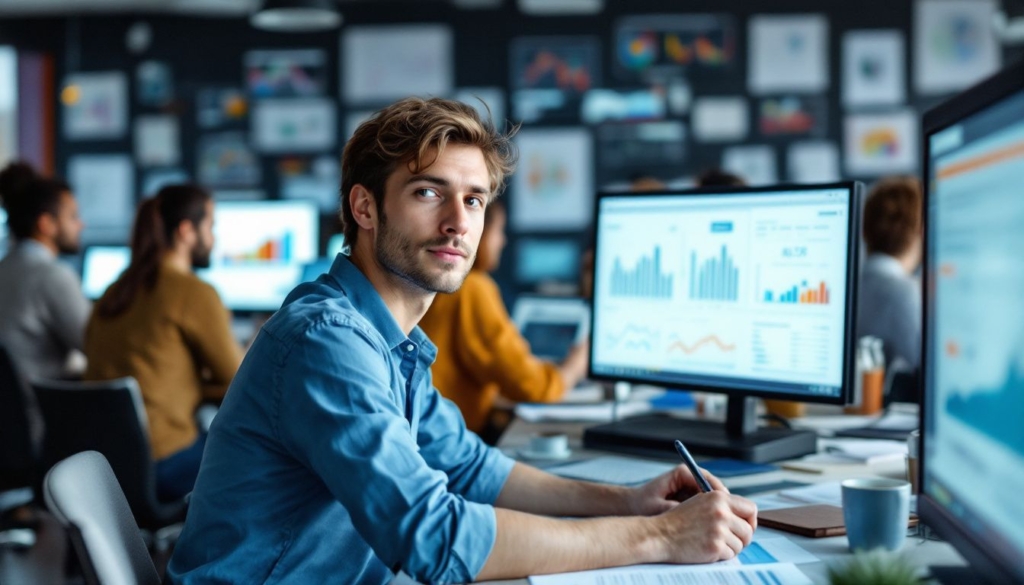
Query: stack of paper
515 400 651 423
529 562 812 585
546 456 675 486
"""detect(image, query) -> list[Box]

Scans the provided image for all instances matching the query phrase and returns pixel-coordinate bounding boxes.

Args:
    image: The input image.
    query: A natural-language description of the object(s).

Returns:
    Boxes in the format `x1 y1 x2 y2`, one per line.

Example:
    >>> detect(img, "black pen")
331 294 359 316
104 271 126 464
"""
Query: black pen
674 439 713 493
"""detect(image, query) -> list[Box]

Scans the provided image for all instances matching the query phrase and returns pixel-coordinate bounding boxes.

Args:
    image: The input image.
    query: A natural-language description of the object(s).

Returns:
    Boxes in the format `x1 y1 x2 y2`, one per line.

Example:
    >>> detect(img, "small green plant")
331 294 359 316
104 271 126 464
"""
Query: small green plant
828 550 922 585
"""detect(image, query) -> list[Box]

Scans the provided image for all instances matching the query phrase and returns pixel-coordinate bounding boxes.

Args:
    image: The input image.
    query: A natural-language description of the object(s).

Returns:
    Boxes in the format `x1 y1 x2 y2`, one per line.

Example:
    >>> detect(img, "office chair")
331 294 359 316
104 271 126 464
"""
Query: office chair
44 450 161 585
0 342 38 550
32 378 187 533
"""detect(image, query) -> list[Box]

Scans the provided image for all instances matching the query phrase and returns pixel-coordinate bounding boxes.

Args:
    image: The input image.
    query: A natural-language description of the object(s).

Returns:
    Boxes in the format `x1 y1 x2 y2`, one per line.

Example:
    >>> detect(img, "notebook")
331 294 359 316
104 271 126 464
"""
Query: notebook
759 504 919 538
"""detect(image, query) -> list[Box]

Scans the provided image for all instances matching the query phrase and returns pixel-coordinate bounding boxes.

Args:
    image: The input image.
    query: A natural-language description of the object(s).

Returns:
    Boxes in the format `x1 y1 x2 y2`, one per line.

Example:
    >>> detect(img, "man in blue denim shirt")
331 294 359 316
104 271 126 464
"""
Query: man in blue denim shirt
168 98 757 584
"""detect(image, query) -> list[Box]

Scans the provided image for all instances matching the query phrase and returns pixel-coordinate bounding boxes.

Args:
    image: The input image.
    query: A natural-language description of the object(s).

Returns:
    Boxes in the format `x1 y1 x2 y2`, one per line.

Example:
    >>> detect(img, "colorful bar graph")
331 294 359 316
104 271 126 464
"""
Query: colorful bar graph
610 246 674 299
225 232 294 264
689 245 739 301
764 280 830 304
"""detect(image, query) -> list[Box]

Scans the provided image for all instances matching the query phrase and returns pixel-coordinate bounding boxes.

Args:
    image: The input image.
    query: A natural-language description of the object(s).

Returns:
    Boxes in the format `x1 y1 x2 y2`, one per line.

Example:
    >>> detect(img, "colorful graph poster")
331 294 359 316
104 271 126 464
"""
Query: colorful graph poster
914 0 1000 95
510 36 600 123
843 30 906 107
614 14 734 81
511 128 593 231
757 96 826 138
342 25 453 104
844 110 918 175
63 71 128 140
748 14 829 95
197 132 261 187
245 49 326 98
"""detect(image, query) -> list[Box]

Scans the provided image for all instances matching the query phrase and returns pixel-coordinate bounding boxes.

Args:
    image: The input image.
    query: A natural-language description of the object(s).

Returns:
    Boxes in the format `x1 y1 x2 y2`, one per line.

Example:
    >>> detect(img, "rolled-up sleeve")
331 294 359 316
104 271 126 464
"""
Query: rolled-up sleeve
277 319 498 584
417 381 515 504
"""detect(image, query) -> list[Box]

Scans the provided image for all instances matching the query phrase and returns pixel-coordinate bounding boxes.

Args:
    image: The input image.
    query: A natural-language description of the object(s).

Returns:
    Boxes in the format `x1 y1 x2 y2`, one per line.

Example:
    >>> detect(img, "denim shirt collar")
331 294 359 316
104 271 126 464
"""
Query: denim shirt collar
328 254 437 361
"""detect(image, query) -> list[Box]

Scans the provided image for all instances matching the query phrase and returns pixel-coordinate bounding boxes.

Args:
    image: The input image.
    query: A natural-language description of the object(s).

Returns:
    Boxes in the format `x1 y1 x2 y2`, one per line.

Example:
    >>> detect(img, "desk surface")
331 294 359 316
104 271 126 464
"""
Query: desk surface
482 414 964 585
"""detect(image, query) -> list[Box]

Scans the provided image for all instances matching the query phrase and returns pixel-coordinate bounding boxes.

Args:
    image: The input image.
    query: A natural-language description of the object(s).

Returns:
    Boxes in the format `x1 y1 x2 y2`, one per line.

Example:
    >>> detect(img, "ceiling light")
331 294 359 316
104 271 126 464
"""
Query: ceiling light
251 0 341 33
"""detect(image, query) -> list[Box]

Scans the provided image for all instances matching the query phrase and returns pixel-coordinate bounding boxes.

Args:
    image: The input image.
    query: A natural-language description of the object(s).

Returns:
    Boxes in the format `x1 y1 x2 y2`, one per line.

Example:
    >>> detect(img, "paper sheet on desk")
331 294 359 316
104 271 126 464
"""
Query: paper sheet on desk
547 456 676 485
529 562 812 584
515 400 651 423
811 438 907 463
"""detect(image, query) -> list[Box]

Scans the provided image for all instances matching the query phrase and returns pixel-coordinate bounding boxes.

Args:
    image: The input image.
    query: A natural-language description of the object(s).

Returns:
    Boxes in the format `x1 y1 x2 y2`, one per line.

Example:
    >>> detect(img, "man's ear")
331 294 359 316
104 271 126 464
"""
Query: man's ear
176 219 197 247
35 213 58 240
349 184 378 232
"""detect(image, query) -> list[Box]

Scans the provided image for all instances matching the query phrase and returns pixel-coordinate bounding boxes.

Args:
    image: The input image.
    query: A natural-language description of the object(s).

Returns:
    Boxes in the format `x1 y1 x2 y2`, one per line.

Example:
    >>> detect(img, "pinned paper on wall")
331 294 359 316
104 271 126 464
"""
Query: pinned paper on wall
197 132 261 187
67 155 134 244
454 87 506 129
252 98 336 153
614 14 735 81
757 96 826 137
63 72 128 140
722 145 777 186
197 88 248 129
134 115 180 167
142 168 189 197
279 156 341 213
748 14 829 95
844 110 919 176
136 61 174 107
581 89 666 124
245 49 326 98
342 25 452 104
511 128 593 231
510 36 601 123
691 97 748 142
843 30 905 107
914 0 1000 95
787 141 840 184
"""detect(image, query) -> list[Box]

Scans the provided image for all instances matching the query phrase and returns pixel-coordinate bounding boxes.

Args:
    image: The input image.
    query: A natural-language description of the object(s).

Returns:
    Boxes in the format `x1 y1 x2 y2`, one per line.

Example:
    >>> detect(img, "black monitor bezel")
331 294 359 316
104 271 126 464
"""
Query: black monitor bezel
919 58 1024 584
587 181 861 406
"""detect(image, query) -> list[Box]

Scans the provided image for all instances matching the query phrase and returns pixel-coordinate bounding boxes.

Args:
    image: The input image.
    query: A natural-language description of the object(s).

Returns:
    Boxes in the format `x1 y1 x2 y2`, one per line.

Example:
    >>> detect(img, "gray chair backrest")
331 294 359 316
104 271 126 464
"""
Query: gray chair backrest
44 451 161 585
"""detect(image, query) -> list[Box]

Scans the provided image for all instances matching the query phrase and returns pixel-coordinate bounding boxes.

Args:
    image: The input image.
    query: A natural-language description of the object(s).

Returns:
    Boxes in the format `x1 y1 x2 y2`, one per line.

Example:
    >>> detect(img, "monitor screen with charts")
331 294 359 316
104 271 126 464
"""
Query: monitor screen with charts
511 296 589 361
81 245 130 300
198 200 319 312
585 183 861 462
920 59 1024 584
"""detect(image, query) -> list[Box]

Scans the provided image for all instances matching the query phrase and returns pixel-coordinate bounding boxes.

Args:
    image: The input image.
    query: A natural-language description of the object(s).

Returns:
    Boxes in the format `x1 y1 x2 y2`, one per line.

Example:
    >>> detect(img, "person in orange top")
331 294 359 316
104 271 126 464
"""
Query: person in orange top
419 200 588 441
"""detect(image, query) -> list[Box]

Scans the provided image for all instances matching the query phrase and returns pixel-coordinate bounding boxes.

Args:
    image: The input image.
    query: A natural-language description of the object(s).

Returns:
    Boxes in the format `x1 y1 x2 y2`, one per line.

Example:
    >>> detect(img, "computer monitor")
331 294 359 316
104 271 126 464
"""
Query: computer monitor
0 207 7 258
585 183 861 462
81 245 130 300
919 59 1024 584
326 233 346 258
515 238 581 285
198 200 319 312
511 295 590 361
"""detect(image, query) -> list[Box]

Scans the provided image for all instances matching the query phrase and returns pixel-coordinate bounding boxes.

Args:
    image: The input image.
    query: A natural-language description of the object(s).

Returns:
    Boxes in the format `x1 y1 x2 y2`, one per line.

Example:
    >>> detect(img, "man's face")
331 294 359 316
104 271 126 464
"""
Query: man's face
54 191 83 255
190 200 216 269
373 143 491 294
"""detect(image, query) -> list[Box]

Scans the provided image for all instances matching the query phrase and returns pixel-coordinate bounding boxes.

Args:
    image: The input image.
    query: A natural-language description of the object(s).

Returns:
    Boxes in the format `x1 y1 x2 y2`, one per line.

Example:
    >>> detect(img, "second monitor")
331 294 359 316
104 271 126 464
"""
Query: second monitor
585 182 861 462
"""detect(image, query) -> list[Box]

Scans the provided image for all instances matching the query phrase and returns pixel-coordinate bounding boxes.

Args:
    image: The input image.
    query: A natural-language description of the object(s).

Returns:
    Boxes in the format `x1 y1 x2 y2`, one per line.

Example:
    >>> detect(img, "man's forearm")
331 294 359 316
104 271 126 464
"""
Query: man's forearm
494 462 636 517
475 507 662 581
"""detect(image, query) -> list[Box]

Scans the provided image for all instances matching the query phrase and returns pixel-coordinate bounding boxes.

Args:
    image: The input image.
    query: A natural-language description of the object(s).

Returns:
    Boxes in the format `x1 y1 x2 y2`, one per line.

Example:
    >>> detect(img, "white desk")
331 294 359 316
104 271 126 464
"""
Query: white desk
481 415 965 585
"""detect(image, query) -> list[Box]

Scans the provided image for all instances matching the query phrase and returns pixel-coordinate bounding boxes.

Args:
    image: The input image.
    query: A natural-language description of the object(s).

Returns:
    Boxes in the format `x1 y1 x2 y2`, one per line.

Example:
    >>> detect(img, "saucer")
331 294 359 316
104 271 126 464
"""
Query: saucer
517 448 572 461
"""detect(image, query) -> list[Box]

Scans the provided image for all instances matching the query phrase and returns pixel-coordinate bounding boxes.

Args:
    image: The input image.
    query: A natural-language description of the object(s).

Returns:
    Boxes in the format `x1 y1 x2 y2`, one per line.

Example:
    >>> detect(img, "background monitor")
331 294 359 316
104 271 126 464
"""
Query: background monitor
0 207 7 258
920 59 1024 584
585 183 860 462
326 233 346 258
198 200 319 312
511 295 589 362
81 245 130 300
515 238 581 284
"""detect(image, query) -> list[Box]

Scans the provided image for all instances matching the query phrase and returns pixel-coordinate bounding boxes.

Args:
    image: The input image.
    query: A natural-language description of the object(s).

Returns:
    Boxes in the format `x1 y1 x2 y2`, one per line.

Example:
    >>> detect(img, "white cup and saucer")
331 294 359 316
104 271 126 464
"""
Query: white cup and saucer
517 432 572 461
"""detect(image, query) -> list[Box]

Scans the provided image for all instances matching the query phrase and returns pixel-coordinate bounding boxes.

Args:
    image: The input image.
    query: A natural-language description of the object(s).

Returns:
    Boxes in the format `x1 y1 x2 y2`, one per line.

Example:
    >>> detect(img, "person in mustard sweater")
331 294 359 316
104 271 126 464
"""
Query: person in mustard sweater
419 200 588 442
84 184 242 501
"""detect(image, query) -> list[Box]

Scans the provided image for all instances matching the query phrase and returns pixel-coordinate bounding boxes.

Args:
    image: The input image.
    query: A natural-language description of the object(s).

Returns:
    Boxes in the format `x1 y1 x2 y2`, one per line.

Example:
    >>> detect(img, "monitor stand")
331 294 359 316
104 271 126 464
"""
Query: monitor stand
583 395 818 463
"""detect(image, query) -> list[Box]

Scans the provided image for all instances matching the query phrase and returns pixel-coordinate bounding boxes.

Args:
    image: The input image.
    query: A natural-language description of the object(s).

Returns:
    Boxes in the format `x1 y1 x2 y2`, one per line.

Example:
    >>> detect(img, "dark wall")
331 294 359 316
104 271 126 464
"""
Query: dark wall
1 1 1020 302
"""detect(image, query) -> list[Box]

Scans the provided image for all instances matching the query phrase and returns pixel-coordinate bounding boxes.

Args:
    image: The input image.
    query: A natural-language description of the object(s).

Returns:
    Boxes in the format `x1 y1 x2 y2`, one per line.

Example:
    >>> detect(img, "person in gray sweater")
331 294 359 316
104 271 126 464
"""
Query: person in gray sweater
0 163 91 445
857 176 923 368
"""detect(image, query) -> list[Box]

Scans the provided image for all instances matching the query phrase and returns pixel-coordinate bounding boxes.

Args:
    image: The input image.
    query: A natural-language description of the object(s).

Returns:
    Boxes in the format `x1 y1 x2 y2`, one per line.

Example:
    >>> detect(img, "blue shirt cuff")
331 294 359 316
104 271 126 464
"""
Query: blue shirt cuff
468 448 516 504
